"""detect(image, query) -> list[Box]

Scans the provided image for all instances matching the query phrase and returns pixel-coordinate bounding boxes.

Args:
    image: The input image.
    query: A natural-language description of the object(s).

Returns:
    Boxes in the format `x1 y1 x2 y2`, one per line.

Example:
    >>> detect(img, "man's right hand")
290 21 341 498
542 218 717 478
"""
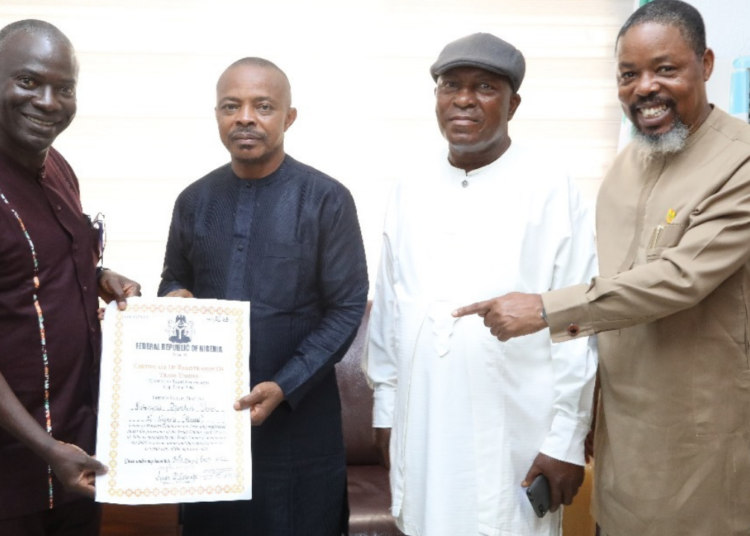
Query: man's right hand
522 452 584 512
374 428 391 470
46 441 108 499
165 289 194 298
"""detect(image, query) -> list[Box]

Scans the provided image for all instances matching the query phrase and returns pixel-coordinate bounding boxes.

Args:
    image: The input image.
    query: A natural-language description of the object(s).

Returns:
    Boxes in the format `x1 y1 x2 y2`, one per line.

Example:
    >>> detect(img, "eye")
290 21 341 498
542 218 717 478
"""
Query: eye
17 76 37 89
60 86 75 97
477 82 493 91
657 65 676 74
438 80 459 93
222 103 239 112
258 103 273 113
618 71 636 83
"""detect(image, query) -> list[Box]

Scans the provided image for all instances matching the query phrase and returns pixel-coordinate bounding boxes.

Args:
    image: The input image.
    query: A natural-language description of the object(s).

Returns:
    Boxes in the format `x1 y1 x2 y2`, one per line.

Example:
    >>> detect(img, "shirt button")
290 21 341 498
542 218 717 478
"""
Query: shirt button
90 327 96 333
461 180 469 188
56 205 62 211
83 286 88 291
237 245 244 251
567 324 580 337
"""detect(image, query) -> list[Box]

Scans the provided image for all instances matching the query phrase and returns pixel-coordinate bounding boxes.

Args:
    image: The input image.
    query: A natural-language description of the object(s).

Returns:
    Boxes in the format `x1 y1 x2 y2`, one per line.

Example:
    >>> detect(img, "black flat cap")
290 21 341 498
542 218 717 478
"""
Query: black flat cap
430 32 526 92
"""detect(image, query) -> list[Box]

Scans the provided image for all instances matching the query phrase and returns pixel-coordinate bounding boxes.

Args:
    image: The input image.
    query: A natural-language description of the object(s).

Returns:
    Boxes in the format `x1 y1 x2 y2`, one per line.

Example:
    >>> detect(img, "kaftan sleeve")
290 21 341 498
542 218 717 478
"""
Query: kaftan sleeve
539 179 598 466
158 192 195 296
542 160 750 343
271 187 368 408
363 223 398 428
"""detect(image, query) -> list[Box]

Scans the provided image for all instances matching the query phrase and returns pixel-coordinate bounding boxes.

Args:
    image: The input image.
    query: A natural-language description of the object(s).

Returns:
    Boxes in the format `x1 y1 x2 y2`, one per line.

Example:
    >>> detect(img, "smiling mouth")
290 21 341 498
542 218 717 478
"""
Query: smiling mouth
24 114 56 127
639 104 669 119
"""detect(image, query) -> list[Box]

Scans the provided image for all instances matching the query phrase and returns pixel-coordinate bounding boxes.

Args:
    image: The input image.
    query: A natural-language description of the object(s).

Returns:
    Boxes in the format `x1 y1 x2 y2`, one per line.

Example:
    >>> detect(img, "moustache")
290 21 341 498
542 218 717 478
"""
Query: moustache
230 128 266 141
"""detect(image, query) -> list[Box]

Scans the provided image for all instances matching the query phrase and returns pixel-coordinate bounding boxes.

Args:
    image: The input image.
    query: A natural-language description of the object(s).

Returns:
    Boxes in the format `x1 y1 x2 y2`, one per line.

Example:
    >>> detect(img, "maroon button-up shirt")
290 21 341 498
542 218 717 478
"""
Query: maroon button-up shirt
0 147 101 519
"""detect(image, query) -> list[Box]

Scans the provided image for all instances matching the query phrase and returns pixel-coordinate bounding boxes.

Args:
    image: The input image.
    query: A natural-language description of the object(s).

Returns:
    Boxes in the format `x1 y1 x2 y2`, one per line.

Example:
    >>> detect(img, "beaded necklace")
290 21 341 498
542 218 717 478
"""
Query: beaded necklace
0 188 55 509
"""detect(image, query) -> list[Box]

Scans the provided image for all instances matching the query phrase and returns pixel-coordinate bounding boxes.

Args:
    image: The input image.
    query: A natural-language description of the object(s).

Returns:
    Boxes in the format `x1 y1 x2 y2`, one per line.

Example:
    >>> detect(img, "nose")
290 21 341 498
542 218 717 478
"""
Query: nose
32 86 62 112
634 72 660 97
236 104 256 126
453 87 477 108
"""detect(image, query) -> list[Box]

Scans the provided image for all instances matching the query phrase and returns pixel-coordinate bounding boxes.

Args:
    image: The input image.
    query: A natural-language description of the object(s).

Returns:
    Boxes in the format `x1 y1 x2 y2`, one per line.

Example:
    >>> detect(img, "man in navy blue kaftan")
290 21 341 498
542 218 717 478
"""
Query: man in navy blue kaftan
158 57 368 536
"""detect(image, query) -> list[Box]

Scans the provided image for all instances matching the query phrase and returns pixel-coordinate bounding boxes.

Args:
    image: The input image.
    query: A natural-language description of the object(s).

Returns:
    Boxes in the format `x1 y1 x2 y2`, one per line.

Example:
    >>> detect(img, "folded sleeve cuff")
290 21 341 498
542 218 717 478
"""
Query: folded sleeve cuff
542 284 595 343
373 387 396 428
539 414 590 466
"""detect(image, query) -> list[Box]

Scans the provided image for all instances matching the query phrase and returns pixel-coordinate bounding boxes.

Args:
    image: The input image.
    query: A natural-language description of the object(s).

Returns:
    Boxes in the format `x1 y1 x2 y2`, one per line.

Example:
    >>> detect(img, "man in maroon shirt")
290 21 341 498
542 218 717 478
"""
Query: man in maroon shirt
0 19 140 535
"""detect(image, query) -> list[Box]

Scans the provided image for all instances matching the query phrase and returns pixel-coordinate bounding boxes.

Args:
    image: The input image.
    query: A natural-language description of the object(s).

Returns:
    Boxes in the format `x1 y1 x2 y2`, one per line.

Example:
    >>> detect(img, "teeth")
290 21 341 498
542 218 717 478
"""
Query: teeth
26 116 55 127
641 105 668 119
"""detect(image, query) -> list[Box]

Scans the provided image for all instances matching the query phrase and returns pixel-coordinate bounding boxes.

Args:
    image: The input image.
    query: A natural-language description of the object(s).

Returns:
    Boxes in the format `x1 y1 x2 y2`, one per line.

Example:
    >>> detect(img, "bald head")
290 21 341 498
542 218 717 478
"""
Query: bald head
0 19 73 56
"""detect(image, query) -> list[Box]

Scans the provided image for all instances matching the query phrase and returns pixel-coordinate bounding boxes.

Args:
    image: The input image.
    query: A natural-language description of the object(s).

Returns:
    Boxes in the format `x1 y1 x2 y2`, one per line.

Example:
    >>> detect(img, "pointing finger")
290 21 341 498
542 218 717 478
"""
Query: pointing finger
452 300 492 318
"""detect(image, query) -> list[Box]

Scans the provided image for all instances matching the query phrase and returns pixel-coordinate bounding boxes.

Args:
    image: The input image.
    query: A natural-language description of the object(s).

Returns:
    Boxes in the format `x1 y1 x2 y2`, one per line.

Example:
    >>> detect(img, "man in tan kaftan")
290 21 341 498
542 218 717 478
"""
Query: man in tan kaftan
453 1 750 535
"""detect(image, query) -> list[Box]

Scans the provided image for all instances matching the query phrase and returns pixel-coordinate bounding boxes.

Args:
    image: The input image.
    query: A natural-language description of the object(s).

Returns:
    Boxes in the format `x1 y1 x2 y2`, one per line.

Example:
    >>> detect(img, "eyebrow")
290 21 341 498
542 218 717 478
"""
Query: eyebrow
618 55 673 68
14 67 77 86
218 95 277 104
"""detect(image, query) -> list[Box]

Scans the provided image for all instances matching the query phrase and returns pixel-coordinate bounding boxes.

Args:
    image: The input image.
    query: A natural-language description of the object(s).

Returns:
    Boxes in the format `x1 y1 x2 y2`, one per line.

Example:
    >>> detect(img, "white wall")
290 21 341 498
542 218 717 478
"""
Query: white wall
686 0 750 112
1 1 634 295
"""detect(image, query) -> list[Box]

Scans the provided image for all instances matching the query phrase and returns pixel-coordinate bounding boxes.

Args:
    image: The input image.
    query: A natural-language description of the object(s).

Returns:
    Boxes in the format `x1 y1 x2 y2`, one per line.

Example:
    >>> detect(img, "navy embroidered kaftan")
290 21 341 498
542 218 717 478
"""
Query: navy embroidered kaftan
159 155 368 535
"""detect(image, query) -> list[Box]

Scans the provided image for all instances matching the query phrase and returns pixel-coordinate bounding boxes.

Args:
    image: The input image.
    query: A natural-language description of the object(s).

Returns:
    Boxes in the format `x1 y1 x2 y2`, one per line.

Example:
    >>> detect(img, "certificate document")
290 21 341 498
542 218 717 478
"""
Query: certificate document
95 297 251 504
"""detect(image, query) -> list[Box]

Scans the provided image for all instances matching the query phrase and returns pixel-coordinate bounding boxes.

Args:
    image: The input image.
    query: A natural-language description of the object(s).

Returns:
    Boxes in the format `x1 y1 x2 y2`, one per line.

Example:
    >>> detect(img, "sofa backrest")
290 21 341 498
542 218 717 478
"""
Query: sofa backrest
336 303 380 465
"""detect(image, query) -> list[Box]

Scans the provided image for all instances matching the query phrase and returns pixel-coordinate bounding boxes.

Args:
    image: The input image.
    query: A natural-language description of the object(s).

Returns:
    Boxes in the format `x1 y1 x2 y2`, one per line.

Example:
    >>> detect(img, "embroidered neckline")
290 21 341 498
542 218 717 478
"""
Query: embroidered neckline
0 188 54 509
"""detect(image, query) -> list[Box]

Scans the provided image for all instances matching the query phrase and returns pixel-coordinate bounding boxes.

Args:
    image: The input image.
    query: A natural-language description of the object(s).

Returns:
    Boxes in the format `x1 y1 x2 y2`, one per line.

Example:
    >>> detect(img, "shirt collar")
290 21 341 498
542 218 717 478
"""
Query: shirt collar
444 143 516 179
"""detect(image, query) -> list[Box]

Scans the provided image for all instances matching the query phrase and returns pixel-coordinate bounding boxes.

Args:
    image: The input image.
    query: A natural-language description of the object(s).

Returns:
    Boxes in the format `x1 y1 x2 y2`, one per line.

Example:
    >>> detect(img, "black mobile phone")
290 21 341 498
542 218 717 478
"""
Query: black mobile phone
526 474 551 518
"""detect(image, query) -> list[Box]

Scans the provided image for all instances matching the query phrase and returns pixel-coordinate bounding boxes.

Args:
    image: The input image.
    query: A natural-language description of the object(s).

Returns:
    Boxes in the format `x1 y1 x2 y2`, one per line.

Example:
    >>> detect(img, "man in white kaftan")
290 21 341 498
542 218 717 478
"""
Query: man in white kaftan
364 33 597 536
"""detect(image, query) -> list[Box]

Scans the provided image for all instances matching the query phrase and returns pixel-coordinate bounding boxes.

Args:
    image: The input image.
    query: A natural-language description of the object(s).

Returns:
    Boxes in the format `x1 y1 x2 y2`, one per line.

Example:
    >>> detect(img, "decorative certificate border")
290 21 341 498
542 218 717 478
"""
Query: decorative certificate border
105 302 248 499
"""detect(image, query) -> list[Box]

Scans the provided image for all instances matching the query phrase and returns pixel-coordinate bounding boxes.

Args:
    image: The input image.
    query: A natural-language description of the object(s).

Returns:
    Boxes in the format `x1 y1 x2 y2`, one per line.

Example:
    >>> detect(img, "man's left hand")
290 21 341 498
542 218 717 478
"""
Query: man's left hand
98 270 142 310
234 382 285 426
522 453 584 513
46 441 108 499
452 292 547 341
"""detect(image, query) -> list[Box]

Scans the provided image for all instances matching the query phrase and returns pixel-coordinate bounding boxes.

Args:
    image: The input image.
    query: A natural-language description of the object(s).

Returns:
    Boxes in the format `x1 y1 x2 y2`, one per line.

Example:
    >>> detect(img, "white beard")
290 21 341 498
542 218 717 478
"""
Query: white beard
631 118 689 158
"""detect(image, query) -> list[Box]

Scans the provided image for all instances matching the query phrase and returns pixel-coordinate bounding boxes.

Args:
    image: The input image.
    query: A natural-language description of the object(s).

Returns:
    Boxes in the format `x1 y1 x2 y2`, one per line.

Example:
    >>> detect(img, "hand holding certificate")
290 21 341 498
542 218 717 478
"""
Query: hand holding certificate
95 297 251 504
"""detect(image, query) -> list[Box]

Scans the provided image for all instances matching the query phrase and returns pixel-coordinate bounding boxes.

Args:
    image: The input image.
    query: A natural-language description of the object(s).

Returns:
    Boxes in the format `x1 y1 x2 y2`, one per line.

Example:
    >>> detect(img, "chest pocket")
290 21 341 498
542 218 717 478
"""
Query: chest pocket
646 223 686 262
258 241 314 310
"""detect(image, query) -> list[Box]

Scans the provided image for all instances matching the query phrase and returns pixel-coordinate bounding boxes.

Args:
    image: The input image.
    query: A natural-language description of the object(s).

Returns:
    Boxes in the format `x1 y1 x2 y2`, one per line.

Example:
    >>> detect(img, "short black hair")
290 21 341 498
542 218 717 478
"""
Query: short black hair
225 57 290 87
617 0 706 57
228 57 282 73
0 19 72 54
220 57 292 104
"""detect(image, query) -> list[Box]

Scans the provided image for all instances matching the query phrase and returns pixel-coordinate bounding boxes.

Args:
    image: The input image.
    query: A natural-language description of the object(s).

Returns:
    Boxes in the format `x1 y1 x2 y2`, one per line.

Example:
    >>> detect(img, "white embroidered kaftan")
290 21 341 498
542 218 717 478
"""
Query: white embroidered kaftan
365 144 598 536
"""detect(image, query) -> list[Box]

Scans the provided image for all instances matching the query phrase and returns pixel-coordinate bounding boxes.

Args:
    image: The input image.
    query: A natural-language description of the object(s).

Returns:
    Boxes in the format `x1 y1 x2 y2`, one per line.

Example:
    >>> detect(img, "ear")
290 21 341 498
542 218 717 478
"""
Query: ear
508 93 522 121
284 107 297 131
702 47 715 81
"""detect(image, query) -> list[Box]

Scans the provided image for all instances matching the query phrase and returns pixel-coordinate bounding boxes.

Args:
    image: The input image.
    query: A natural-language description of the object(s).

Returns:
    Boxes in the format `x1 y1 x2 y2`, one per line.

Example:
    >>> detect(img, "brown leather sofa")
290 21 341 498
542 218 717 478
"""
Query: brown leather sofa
337 303 404 536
